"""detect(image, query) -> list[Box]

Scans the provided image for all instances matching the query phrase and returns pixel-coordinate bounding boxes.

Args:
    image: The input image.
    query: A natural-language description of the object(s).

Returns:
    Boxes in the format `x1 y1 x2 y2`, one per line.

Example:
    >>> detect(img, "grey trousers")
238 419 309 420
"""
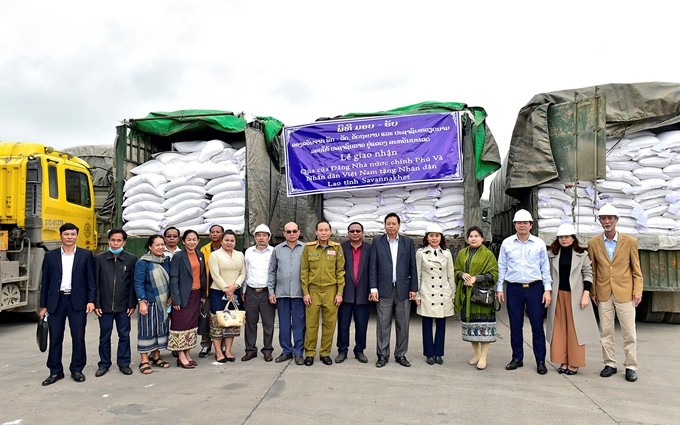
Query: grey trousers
376 288 410 359
244 289 276 355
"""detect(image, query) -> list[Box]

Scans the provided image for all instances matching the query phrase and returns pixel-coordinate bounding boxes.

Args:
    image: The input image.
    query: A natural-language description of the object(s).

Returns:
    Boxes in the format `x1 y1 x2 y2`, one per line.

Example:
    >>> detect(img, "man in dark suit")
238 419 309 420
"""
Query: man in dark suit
39 223 96 386
336 222 372 364
369 213 418 368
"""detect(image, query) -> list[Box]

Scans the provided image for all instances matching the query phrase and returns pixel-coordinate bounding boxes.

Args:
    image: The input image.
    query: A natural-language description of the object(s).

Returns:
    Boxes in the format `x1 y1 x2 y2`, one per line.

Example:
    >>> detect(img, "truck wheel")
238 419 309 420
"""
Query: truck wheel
663 313 680 324
1 283 21 308
636 293 665 323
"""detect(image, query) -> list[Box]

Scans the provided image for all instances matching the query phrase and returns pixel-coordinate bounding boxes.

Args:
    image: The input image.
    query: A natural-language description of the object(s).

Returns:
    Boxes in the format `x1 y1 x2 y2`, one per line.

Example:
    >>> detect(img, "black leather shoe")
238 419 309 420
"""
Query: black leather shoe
198 346 211 358
506 359 524 370
42 373 64 386
294 356 304 366
625 368 638 382
375 357 387 368
355 352 368 363
241 352 257 362
600 366 617 377
95 367 109 377
119 366 133 375
335 352 347 363
395 356 411 367
264 353 273 362
426 356 435 365
303 356 314 366
71 371 86 382
275 353 293 363
537 361 548 375
434 356 443 365
321 356 332 365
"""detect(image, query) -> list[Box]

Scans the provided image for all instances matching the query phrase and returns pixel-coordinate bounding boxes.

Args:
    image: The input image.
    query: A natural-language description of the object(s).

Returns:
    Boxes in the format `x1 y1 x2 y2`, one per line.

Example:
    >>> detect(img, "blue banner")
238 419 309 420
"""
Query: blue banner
284 112 462 196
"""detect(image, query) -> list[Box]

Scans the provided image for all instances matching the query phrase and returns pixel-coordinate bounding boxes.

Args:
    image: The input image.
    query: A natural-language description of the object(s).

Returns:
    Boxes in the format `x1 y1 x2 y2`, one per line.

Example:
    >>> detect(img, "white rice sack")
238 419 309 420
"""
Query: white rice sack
435 205 464 218
324 198 354 208
324 191 351 198
207 180 244 195
165 207 205 226
161 192 206 208
346 196 379 205
537 187 573 202
606 161 638 171
663 164 680 178
173 141 208 153
350 213 381 222
124 183 164 198
211 190 246 202
645 205 669 217
130 160 164 175
378 187 408 197
231 147 246 163
538 218 565 228
323 205 351 214
406 187 440 203
572 206 596 216
605 170 641 186
624 135 659 149
123 173 167 191
192 161 241 179
210 148 238 163
198 140 229 162
606 137 630 150
632 167 669 180
329 222 348 234
346 204 378 215
362 222 384 233
635 188 671 202
437 212 464 224
324 210 350 223
604 197 641 209
123 201 166 214
435 194 464 208
596 180 632 193
439 185 464 196
170 217 205 228
404 204 436 214
205 174 243 191
155 152 184 163
205 216 245 226
402 221 430 234
538 207 565 219
638 156 673 168
538 197 570 209
203 207 245 219
655 130 680 151
165 199 209 217
646 216 680 230
606 149 638 162
207 198 246 210
639 178 670 191
122 211 165 222
379 197 406 206
376 204 405 215
165 185 206 199
163 177 208 192
122 192 163 207
177 223 212 235
159 159 188 179
123 220 162 233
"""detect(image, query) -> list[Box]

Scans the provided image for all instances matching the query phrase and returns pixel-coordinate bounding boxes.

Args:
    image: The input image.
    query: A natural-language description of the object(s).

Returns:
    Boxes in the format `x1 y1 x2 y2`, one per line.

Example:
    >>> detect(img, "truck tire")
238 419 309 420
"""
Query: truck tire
636 293 665 323
663 313 680 324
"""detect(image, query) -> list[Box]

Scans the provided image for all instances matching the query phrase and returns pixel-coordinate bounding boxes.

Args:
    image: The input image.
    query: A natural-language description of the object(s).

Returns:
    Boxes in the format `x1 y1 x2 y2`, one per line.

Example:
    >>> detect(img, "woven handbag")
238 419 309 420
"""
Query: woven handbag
216 301 246 327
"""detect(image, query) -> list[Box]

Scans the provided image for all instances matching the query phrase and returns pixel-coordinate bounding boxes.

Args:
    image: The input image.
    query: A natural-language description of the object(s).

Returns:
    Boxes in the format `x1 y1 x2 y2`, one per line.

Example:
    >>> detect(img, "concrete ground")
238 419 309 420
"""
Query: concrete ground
0 306 677 425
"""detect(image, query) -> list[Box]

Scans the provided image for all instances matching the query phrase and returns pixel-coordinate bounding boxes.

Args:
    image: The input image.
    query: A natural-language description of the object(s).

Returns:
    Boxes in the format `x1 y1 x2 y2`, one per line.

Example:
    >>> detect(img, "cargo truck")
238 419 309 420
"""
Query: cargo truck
490 82 680 323
0 142 97 312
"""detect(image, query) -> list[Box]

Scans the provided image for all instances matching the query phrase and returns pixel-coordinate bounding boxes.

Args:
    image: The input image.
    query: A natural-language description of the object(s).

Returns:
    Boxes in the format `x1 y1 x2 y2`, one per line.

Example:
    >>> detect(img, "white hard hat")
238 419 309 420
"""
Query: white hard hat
598 204 619 218
425 223 443 235
513 209 534 222
254 224 271 235
556 223 577 237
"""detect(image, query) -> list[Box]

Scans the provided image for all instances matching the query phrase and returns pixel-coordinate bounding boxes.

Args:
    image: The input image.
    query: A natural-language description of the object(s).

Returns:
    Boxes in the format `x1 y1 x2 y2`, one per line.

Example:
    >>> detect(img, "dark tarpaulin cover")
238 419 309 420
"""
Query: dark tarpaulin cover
499 82 680 201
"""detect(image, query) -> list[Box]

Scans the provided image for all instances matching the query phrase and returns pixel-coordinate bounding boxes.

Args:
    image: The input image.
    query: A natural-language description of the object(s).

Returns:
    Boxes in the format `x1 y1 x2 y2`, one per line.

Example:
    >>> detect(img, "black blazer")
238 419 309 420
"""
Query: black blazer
170 250 207 308
369 234 418 301
341 240 372 305
39 247 96 313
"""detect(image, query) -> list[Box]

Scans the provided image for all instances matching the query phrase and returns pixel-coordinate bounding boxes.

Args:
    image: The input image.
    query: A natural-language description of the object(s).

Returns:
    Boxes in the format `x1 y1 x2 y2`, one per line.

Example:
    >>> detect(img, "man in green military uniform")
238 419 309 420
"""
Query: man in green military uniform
301 221 345 366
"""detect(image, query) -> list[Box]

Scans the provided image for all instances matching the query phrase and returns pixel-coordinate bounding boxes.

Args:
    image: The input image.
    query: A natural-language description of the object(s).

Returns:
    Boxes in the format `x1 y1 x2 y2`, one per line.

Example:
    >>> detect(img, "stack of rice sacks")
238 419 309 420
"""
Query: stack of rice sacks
324 182 464 237
122 140 246 236
537 130 680 235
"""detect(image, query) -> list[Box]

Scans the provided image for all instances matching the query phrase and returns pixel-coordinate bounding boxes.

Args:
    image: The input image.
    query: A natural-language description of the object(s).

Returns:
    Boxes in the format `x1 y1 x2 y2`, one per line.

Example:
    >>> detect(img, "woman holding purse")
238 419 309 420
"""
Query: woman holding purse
208 230 246 362
414 223 456 365
169 230 207 369
454 226 498 370
545 223 600 375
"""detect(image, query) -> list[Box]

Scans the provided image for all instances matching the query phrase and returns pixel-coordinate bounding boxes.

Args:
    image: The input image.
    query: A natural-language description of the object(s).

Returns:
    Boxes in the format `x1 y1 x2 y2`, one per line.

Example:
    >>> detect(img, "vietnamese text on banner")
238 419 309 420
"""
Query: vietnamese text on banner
284 112 462 196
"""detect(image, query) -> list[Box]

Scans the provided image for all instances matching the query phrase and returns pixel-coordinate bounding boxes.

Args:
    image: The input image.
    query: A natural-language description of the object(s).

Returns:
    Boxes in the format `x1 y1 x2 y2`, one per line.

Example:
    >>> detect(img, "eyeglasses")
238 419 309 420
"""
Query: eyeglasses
348 229 363 233
285 230 299 234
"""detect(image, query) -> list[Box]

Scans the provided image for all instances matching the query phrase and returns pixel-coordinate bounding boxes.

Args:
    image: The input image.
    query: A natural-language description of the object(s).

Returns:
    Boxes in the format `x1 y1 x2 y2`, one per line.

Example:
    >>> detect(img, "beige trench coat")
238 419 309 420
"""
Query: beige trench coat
415 246 455 318
545 249 600 345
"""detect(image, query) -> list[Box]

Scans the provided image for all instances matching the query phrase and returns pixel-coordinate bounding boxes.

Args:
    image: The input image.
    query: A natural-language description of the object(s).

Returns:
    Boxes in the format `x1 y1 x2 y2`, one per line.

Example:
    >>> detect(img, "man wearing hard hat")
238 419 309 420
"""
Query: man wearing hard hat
587 204 643 383
496 209 553 375
241 224 276 362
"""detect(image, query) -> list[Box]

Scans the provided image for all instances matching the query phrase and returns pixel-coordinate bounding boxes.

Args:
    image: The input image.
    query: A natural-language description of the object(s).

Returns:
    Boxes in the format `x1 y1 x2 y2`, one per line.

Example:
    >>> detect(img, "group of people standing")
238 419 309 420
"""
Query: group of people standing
38 202 642 385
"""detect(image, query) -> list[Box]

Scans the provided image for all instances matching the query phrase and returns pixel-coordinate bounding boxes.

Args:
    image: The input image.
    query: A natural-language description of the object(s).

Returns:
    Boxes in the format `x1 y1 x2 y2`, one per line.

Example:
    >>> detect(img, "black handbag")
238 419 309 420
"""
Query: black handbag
37 314 49 352
470 285 501 311
198 303 210 336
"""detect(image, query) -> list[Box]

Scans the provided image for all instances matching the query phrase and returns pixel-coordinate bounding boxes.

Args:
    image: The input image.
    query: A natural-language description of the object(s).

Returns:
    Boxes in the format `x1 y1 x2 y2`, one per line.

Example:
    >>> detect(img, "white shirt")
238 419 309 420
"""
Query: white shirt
245 245 274 289
164 247 181 259
388 235 399 283
60 246 76 292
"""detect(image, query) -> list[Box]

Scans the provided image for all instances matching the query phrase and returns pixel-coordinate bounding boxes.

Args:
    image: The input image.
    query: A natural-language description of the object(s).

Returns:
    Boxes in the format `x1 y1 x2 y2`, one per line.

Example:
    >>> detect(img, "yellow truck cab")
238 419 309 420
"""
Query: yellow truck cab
0 142 97 312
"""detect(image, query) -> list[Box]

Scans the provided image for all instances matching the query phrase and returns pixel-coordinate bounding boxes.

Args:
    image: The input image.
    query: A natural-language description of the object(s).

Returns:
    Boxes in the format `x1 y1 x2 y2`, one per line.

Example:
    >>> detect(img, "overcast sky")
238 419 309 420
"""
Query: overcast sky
1 0 678 165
